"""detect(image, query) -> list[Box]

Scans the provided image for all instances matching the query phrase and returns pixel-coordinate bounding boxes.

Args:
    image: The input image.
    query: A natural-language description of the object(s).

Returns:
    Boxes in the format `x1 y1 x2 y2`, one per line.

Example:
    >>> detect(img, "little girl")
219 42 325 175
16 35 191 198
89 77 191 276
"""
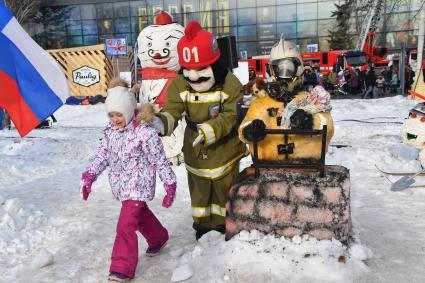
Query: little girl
80 79 177 282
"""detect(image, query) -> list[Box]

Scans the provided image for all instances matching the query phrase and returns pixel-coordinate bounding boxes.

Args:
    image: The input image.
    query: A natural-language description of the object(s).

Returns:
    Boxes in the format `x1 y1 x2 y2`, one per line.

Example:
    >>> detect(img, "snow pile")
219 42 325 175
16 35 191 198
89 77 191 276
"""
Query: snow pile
0 195 46 256
169 230 370 283
1 96 425 282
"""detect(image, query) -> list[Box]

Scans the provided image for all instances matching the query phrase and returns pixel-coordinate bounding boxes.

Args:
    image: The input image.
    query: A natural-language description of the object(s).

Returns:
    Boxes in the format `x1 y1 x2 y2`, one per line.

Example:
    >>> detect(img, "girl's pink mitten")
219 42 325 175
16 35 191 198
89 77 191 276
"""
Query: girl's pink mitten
162 183 176 208
80 172 96 201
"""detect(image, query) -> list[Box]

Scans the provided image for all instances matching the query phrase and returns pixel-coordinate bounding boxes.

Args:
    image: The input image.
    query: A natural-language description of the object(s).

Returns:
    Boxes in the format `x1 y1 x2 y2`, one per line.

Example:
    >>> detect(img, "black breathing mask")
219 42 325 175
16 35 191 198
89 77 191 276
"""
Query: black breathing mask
267 79 301 104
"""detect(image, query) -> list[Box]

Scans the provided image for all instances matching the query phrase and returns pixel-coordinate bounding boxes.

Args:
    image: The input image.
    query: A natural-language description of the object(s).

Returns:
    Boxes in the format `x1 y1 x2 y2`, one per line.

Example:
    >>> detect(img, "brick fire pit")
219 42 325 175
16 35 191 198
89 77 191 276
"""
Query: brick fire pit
225 165 351 244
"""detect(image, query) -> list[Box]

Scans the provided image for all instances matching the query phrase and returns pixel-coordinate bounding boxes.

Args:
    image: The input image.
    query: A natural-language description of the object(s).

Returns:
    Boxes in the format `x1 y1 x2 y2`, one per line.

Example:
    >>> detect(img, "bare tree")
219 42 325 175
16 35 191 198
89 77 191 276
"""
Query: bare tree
3 0 42 23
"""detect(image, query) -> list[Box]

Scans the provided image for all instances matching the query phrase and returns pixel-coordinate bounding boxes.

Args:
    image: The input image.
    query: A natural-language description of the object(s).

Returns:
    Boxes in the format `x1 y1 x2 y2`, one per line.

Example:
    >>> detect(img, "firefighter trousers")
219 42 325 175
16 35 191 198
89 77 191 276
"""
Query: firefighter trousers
187 164 240 231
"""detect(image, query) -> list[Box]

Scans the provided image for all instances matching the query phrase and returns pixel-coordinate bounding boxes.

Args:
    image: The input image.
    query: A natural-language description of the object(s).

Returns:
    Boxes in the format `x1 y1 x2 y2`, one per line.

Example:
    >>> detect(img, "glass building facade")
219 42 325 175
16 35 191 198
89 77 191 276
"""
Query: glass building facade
31 0 423 58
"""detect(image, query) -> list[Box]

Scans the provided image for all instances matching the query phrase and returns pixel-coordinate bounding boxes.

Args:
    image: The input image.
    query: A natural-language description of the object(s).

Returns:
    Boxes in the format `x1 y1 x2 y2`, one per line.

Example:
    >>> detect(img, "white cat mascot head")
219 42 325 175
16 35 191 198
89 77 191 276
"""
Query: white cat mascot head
402 102 425 167
402 102 425 149
137 12 184 72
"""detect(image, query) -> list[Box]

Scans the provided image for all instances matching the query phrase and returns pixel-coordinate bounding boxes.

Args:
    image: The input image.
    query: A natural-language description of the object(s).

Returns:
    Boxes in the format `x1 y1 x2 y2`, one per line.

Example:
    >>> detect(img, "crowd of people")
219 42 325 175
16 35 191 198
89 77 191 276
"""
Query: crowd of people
302 64 417 98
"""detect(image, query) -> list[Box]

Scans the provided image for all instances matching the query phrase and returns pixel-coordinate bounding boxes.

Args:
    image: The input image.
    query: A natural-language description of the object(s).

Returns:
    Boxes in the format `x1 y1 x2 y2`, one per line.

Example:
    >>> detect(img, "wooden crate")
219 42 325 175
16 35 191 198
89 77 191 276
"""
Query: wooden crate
48 44 113 97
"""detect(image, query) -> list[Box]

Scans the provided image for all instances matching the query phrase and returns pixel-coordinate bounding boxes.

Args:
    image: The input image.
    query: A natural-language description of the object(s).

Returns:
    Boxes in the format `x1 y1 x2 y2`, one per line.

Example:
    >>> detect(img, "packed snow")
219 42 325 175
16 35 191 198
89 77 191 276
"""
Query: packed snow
1 96 425 283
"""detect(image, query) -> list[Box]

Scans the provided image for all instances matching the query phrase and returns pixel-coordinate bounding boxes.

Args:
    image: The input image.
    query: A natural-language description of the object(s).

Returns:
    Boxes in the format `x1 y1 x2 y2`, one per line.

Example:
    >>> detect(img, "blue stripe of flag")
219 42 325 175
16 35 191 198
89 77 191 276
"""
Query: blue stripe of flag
0 33 63 121
0 4 13 31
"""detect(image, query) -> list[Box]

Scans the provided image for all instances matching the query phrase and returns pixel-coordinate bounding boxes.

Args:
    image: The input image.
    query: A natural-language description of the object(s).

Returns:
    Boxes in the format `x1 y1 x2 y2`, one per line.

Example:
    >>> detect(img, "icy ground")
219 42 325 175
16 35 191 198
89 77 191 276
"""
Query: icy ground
1 96 424 283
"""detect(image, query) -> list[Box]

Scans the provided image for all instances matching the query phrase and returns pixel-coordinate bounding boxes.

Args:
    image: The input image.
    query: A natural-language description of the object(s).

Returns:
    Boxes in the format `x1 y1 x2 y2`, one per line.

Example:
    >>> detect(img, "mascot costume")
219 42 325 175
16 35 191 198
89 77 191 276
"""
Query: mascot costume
239 38 334 162
137 12 185 164
154 21 247 239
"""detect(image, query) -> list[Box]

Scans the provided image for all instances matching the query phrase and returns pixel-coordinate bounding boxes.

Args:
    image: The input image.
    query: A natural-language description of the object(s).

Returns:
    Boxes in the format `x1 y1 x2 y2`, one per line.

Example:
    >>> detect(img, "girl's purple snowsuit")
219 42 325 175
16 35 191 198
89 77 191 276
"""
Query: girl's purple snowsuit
86 119 176 278
87 119 176 201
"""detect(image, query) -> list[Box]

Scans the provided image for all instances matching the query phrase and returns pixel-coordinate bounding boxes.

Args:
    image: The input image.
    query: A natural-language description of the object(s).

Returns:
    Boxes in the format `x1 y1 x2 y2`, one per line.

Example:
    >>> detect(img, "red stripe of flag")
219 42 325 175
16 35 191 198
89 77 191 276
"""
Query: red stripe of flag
0 70 40 136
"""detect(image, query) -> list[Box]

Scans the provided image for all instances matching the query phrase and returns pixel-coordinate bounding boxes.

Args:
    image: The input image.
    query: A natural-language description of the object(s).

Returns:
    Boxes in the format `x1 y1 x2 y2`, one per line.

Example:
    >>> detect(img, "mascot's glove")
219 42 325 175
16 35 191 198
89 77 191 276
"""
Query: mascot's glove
129 83 141 94
152 116 165 136
162 183 177 208
289 109 313 130
192 131 205 147
80 172 96 201
242 119 267 142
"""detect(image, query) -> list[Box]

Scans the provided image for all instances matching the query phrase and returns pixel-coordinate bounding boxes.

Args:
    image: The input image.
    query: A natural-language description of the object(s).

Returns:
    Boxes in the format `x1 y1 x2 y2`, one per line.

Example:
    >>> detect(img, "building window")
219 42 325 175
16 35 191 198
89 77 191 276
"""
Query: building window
276 4 296 22
318 1 338 19
66 20 82 35
83 35 98 45
237 0 256 8
237 8 256 25
82 20 98 35
297 3 317 21
258 0 276 6
257 24 276 40
130 1 146 17
297 20 317 38
257 6 276 24
67 35 83 47
238 41 257 58
80 4 96 20
200 11 213 28
183 0 199 12
183 12 200 26
318 19 335 36
114 18 130 34
96 3 113 19
258 40 276 55
113 2 130 18
238 25 257 41
67 5 81 21
277 22 296 38
277 0 296 4
98 19 114 35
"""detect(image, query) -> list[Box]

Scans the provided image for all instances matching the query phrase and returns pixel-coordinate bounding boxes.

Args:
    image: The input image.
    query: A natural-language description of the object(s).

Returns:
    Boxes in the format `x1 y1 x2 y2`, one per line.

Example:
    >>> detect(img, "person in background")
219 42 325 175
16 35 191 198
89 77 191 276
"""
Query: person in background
350 69 360 94
390 70 399 94
342 69 352 93
326 68 338 95
383 66 393 94
376 75 385 96
80 79 177 282
358 68 366 94
362 66 377 99
404 65 415 93
249 67 257 81
303 66 318 91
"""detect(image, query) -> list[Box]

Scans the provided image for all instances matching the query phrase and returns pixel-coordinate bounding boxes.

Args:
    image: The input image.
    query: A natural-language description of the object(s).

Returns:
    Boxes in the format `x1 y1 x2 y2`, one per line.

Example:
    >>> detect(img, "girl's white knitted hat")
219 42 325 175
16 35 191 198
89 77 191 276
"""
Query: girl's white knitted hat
105 86 136 125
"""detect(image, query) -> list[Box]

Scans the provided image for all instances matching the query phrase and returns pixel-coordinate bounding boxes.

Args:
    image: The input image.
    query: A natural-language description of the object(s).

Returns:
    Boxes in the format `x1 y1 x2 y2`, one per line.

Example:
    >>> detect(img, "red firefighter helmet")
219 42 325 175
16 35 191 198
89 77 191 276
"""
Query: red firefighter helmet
177 21 220 69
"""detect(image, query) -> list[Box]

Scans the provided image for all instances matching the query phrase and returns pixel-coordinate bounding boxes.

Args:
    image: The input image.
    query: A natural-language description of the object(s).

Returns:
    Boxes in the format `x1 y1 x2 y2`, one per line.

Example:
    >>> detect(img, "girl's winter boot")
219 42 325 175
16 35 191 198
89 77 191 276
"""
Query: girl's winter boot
108 272 131 282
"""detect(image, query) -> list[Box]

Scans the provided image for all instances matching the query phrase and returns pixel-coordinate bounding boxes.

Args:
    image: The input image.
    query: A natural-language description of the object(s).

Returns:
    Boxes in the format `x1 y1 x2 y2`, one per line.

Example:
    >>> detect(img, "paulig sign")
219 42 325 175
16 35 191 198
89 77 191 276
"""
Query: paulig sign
72 66 100 87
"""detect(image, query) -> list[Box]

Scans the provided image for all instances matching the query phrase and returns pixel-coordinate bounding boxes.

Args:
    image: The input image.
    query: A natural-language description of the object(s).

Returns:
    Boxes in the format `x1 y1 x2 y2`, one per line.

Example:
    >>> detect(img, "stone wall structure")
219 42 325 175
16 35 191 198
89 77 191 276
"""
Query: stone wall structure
225 165 351 244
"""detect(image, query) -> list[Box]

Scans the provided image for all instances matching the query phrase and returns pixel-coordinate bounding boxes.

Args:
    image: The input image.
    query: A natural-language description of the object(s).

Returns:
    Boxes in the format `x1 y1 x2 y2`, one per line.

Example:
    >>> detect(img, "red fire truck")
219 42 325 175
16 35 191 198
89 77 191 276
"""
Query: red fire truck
240 33 390 79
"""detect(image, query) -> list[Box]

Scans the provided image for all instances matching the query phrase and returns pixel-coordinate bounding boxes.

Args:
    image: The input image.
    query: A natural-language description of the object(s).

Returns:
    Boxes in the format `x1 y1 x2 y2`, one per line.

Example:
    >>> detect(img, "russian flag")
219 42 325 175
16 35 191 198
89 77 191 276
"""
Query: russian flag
0 3 69 137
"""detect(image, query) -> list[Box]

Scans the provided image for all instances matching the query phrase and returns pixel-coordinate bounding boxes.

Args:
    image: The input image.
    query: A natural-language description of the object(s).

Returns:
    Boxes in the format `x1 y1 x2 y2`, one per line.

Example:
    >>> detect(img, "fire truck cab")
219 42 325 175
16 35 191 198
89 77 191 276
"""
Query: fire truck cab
301 50 369 74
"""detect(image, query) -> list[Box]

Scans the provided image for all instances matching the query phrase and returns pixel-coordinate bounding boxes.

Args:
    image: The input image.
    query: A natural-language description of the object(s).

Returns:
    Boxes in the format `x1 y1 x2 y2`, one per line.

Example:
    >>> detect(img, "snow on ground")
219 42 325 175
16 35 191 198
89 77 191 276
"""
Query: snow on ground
1 96 425 283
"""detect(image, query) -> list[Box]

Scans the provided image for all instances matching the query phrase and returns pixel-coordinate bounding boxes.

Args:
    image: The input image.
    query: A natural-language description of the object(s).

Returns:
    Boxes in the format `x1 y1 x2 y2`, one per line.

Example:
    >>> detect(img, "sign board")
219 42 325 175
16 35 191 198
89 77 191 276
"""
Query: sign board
240 50 248 60
105 37 128 56
233 61 249 85
307 44 319 52
119 72 132 87
72 66 100 87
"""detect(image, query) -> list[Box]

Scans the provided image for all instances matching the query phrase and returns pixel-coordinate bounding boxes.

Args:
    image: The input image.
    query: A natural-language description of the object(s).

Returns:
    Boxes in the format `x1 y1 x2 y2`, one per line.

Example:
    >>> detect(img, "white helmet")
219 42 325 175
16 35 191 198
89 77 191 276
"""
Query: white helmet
269 39 304 79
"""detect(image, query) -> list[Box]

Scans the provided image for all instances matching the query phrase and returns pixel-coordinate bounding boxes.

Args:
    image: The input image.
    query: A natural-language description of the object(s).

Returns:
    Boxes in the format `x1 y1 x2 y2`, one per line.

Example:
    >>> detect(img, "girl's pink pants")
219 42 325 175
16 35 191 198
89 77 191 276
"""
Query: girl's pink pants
109 200 169 278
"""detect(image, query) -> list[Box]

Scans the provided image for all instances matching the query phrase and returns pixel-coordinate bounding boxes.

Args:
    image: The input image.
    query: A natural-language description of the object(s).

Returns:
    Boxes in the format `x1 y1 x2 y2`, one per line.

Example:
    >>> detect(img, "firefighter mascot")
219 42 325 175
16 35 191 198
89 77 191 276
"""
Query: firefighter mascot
153 21 247 239
239 38 334 161
137 11 185 164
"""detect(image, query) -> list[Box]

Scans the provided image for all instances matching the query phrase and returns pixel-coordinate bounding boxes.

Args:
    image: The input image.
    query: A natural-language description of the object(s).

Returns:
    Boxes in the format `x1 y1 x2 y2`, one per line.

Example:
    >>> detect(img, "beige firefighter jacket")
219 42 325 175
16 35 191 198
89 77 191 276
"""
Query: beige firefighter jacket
158 72 247 180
